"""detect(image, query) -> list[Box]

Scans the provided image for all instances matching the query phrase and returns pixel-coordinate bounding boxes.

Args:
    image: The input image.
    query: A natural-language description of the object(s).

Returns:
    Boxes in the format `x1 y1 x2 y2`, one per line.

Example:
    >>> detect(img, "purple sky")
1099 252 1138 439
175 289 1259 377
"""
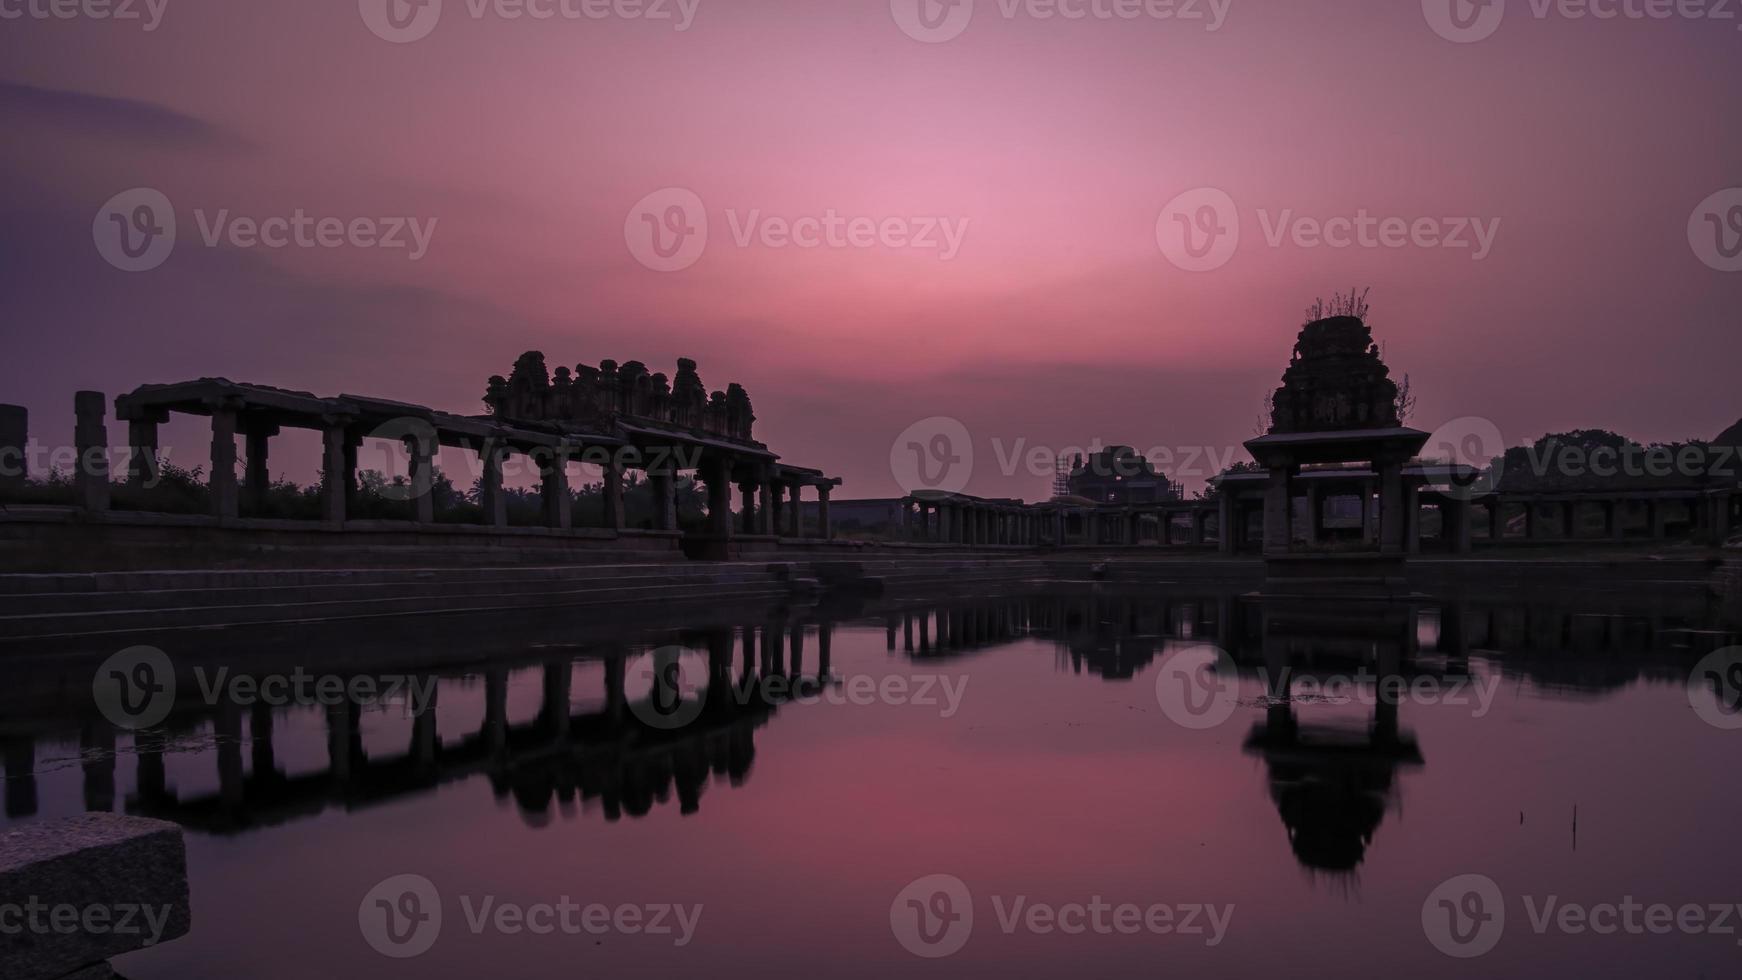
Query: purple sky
2 0 1739 497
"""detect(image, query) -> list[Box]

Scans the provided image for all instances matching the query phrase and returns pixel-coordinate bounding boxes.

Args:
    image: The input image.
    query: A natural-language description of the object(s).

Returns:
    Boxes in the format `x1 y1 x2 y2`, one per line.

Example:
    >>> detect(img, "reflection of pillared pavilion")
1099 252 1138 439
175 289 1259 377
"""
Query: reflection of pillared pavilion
1238 597 1427 876
1244 314 1429 569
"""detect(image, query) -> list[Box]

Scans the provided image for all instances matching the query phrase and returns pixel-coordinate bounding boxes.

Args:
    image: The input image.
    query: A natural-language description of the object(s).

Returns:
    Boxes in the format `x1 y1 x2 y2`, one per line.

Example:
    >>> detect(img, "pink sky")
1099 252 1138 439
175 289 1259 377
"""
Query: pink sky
2 0 1739 497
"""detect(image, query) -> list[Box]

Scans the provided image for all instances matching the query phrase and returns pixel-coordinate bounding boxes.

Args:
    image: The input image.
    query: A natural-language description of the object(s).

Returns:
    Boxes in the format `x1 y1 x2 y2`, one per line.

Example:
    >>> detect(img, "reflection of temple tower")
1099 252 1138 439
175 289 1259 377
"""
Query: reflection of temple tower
1239 597 1426 876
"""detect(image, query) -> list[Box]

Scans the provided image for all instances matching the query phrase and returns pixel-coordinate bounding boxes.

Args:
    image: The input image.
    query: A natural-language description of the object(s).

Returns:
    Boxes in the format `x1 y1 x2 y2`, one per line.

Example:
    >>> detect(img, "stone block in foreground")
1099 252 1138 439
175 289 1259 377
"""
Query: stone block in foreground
0 813 190 980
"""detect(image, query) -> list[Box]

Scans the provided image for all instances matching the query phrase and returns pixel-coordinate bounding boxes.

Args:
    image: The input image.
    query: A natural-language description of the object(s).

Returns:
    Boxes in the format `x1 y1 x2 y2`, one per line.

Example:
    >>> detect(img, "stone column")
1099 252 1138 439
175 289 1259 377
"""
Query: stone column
934 502 949 544
480 442 509 528
739 481 758 535
1647 500 1668 539
245 422 277 517
1263 467 1294 556
321 422 353 524
208 402 238 520
1560 500 1577 541
1450 497 1474 554
406 430 435 524
1378 462 1405 555
649 470 677 531
1711 492 1734 544
124 412 162 489
1191 510 1208 546
602 456 626 531
1404 484 1421 555
818 486 833 540
787 482 803 537
539 445 571 530
73 391 110 513
1601 500 1620 540
761 480 778 536
1488 500 1506 541
1218 493 1236 554
0 404 25 493
1524 502 1540 540
1306 482 1324 545
707 460 734 538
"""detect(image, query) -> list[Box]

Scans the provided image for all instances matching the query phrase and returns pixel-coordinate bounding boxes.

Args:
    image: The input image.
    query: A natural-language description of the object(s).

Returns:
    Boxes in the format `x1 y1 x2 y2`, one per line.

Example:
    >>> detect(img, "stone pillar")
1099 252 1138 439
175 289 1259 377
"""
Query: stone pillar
124 414 162 489
933 502 948 544
0 404 25 493
1191 510 1207 546
406 430 435 524
1217 494 1236 554
245 422 277 517
818 486 833 540
1601 500 1620 540
1488 500 1506 541
760 480 777 536
706 460 734 538
1560 500 1576 541
73 391 110 513
1378 462 1405 555
1450 497 1474 554
1306 482 1324 545
1263 468 1294 556
480 442 509 527
787 483 803 537
739 481 758 535
1711 492 1734 544
602 456 626 531
649 470 677 531
1524 502 1540 540
208 402 238 520
1404 485 1421 555
539 446 571 530
1647 500 1667 539
322 423 353 524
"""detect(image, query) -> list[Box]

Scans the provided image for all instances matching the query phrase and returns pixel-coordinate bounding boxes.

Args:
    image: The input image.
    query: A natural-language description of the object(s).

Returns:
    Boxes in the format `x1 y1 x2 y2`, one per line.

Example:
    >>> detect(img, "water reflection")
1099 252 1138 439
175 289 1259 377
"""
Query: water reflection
2 584 1737 860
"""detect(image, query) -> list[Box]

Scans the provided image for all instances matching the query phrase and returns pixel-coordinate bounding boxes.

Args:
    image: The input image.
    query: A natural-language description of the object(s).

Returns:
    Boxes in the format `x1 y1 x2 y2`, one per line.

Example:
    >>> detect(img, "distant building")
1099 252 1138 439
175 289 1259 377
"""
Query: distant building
1066 447 1183 504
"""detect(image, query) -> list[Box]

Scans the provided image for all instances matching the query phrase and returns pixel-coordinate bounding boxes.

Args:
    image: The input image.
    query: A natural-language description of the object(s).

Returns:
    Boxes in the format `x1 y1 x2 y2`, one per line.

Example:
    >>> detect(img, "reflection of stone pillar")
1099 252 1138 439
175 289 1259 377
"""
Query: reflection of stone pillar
4 737 37 817
246 423 277 517
818 487 833 540
322 422 353 524
74 391 111 513
412 679 438 771
1263 469 1294 555
135 731 167 804
81 722 117 812
326 703 357 784
484 668 508 751
1379 463 1405 554
539 447 571 530
215 701 243 810
818 622 833 678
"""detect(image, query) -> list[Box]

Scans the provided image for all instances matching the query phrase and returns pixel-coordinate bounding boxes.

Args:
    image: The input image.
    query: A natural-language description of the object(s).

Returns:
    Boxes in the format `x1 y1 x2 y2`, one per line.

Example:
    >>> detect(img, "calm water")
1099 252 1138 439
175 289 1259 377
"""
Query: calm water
3 584 1740 979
